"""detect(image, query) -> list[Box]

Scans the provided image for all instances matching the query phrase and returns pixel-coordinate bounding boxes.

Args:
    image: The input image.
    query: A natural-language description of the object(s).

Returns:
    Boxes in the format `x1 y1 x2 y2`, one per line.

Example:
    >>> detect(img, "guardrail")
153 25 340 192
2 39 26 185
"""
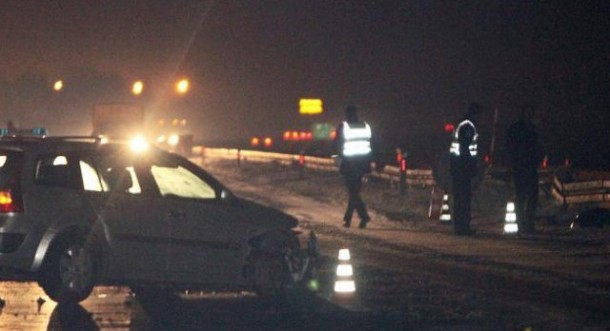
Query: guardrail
551 176 610 205
196 146 608 206
198 147 435 187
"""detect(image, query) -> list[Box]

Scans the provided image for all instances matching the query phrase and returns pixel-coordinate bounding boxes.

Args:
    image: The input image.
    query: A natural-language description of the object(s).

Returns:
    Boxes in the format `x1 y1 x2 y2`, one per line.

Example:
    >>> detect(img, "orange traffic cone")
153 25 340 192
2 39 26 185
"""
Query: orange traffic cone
440 194 451 223
503 201 518 234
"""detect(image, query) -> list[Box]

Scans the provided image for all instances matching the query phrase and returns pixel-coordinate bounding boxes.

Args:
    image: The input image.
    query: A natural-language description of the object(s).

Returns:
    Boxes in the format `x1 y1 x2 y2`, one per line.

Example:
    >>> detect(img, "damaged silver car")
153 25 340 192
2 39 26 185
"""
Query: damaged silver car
0 136 318 304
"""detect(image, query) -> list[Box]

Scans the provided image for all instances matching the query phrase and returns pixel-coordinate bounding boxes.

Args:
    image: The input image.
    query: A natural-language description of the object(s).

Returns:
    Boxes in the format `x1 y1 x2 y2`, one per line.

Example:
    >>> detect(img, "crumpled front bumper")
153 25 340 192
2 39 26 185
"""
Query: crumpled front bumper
285 231 320 284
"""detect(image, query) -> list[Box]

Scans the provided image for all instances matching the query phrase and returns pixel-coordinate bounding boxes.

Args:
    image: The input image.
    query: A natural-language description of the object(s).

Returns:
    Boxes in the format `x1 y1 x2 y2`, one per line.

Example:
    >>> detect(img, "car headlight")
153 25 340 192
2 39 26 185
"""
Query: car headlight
129 135 149 152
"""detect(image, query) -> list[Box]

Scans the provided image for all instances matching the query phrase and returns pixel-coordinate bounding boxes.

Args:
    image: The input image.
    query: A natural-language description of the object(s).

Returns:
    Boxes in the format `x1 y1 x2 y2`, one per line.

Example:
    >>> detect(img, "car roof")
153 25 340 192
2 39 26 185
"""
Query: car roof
0 136 139 154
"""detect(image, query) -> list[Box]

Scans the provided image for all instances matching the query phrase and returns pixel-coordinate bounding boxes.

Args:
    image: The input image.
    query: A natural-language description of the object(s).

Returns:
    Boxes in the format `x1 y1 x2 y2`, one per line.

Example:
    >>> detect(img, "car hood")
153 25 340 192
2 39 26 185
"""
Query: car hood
237 198 298 230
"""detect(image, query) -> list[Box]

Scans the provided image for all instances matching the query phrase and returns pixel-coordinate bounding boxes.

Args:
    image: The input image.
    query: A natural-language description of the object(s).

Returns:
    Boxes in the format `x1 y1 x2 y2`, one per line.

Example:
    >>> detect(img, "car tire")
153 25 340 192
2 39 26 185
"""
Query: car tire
38 236 100 304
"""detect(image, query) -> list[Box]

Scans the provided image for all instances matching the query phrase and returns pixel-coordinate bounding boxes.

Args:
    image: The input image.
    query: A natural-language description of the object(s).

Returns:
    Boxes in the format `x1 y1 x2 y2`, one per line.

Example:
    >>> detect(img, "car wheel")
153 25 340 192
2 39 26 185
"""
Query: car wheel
39 237 99 304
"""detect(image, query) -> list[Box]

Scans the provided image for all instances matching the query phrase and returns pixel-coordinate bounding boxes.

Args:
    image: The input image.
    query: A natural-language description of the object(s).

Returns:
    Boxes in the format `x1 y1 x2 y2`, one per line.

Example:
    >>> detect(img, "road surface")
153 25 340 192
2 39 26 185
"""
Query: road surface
1 159 608 330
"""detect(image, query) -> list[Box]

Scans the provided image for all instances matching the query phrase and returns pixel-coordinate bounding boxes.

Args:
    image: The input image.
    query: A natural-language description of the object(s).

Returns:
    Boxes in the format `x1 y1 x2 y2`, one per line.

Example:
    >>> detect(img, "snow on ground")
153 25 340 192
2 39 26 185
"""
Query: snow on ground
201 158 610 330
201 159 609 278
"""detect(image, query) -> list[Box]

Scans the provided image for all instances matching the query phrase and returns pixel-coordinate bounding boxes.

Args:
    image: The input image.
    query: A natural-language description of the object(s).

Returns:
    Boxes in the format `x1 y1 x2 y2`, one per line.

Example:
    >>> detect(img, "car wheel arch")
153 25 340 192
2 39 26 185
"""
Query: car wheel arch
32 224 110 275
37 226 107 304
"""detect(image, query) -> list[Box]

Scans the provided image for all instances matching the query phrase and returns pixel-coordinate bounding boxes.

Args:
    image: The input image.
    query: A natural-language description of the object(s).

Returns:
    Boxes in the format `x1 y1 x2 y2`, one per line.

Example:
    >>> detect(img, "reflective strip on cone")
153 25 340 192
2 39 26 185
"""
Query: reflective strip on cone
334 280 356 293
338 248 351 261
336 264 353 277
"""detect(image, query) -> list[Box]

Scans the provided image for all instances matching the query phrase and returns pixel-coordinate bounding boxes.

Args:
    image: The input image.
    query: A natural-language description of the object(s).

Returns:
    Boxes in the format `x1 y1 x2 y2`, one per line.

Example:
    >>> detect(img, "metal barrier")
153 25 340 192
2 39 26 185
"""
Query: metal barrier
551 176 610 205
196 146 608 205
370 165 434 187
199 147 435 187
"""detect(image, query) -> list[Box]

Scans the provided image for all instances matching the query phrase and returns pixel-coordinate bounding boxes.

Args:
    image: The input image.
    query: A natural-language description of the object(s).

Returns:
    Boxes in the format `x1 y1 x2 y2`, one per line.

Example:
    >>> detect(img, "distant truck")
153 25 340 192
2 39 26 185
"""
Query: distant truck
92 103 145 138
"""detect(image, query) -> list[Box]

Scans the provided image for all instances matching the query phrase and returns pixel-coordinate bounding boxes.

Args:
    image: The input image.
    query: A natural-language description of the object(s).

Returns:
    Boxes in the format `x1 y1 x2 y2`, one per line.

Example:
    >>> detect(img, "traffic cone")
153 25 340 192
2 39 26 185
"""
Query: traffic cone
333 248 355 295
503 201 518 234
440 194 451 223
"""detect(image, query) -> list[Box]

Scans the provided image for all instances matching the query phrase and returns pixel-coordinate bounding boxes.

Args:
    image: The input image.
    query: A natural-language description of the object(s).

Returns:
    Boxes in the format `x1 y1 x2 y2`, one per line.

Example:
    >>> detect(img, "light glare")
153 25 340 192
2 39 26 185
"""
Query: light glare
168 134 180 146
132 81 144 95
130 136 149 152
53 80 63 92
176 79 189 94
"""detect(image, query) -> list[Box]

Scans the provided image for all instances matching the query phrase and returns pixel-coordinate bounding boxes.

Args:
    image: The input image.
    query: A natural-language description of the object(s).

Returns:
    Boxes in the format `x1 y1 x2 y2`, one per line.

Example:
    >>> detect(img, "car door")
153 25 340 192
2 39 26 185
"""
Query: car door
148 154 251 286
86 150 170 282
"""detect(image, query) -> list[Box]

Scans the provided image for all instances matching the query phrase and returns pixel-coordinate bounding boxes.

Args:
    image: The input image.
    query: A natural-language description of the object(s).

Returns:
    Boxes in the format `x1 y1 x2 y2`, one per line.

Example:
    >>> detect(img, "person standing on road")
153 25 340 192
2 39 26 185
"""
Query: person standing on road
505 105 542 234
333 105 372 229
449 102 481 235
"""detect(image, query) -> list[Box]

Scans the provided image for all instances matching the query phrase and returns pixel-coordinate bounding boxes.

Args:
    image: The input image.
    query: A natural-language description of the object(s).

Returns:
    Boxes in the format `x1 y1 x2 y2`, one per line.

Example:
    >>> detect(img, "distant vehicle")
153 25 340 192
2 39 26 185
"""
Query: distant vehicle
92 102 145 138
0 135 318 304
92 102 193 156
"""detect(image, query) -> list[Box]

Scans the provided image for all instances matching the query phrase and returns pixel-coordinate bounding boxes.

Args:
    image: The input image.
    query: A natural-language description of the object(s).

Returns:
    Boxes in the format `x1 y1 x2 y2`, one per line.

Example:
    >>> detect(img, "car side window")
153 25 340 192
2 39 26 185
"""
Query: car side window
105 166 142 194
35 155 76 189
151 164 216 200
94 154 143 195
80 158 106 192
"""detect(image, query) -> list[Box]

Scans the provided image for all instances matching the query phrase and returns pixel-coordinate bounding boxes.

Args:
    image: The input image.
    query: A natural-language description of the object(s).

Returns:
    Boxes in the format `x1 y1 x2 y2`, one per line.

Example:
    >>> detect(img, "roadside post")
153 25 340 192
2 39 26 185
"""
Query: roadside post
299 151 305 178
237 148 241 168
428 186 444 220
399 154 407 195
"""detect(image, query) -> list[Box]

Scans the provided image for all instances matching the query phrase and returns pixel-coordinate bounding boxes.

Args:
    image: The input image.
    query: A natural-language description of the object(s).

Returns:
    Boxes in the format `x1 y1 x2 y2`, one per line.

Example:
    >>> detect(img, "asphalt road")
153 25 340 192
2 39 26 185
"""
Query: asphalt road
0 267 408 330
1 160 609 330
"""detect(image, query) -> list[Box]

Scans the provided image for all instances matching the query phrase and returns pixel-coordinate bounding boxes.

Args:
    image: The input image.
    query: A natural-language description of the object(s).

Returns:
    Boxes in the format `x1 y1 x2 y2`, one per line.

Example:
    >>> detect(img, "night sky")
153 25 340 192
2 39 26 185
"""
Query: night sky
1 1 608 168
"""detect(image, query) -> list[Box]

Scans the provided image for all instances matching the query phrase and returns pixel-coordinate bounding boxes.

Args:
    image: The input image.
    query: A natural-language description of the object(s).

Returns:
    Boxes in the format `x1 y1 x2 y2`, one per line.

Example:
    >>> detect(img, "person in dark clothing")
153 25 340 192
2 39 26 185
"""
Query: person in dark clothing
506 105 541 234
449 103 481 235
333 105 372 229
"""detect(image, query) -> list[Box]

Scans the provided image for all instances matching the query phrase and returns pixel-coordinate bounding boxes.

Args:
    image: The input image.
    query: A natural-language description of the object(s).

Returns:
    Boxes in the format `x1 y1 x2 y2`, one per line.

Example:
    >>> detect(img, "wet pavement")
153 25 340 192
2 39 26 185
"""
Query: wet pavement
0 283 151 330
0 279 407 330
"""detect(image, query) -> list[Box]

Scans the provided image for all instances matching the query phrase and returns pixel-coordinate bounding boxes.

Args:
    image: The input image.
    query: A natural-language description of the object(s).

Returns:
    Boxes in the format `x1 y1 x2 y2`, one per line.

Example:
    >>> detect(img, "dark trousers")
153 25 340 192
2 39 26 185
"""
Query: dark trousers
343 173 369 224
514 168 538 234
452 175 472 234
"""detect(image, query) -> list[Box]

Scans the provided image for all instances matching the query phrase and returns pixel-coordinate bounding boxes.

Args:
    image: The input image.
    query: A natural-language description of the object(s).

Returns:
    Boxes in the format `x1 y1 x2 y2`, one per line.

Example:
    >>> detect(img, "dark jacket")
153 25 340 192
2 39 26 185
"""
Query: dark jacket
506 119 541 171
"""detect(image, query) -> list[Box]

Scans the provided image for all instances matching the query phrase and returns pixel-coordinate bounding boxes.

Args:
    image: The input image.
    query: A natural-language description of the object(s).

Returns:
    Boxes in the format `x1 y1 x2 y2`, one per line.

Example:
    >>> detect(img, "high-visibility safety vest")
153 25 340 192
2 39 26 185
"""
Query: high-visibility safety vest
449 119 478 157
342 121 372 157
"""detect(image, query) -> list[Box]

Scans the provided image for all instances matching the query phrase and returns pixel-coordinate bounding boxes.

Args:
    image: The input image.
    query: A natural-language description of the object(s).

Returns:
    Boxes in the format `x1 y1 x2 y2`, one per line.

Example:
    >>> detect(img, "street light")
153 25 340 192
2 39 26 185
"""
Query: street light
53 80 63 92
176 79 189 94
132 81 144 96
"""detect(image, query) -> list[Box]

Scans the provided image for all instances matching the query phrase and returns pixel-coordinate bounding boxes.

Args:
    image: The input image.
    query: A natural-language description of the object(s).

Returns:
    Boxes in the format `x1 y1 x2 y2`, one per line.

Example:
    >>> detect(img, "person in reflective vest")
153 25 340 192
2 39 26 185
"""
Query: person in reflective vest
506 104 542 234
449 102 481 235
333 105 372 229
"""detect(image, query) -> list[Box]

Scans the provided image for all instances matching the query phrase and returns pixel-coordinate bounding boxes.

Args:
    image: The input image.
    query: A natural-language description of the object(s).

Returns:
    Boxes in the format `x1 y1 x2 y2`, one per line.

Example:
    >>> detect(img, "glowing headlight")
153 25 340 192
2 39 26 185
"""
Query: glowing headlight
130 135 149 152
98 135 110 144
168 134 180 146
